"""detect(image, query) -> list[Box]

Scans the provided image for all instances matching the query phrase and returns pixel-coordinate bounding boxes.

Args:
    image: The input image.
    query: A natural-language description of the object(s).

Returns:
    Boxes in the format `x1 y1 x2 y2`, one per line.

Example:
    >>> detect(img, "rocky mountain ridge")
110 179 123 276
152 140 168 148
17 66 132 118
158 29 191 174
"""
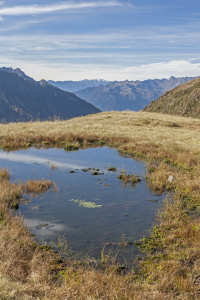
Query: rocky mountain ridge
74 76 197 112
0 67 35 81
48 79 110 93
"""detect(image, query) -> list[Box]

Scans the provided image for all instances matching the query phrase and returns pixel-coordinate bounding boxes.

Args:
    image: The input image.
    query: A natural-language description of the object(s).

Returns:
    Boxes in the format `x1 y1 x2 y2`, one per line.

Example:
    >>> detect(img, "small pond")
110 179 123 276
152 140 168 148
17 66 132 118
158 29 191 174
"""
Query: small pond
0 147 165 265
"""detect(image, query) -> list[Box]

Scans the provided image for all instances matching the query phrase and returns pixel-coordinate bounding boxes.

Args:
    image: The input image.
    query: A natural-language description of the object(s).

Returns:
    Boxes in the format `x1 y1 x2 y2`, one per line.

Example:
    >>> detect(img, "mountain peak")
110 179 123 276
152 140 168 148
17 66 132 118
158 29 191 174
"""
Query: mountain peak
48 79 110 93
0 67 34 81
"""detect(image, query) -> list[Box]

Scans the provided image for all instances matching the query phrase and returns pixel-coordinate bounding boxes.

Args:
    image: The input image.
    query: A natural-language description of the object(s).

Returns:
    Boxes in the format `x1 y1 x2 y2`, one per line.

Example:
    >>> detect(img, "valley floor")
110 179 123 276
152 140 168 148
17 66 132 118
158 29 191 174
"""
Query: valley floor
1 111 200 299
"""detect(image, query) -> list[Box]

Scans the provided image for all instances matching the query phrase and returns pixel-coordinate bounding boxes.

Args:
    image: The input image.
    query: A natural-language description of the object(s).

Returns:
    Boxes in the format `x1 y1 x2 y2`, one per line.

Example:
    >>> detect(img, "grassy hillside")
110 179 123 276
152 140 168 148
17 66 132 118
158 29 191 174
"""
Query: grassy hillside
1 111 200 299
143 77 200 118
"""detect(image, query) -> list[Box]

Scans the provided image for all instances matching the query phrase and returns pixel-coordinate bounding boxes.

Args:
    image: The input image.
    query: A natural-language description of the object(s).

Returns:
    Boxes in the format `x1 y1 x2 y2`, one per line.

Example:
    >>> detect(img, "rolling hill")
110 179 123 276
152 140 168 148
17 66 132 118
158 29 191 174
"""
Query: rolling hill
74 76 196 112
142 77 200 118
0 69 100 123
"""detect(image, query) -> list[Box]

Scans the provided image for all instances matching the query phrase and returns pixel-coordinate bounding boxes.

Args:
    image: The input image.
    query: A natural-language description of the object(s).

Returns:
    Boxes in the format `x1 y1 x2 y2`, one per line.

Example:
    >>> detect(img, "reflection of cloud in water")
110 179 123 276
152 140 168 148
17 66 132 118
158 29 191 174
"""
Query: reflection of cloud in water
0 152 86 170
24 219 72 238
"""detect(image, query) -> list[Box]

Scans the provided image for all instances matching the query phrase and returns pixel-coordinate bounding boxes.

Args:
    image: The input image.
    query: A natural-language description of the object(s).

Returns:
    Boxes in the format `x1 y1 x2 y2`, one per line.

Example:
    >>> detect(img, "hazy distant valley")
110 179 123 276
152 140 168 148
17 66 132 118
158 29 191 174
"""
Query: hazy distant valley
48 79 110 93
48 73 197 112
74 77 197 112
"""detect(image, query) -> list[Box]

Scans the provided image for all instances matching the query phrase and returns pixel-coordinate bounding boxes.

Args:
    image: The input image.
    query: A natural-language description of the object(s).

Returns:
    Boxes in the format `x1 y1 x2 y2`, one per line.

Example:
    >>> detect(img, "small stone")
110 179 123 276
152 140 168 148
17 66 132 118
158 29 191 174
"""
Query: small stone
168 175 174 183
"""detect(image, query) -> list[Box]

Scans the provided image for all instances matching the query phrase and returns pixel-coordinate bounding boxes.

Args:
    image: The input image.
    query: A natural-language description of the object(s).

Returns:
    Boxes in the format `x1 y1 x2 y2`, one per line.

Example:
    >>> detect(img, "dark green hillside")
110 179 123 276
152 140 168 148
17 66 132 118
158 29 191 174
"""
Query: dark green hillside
0 70 100 122
143 77 200 118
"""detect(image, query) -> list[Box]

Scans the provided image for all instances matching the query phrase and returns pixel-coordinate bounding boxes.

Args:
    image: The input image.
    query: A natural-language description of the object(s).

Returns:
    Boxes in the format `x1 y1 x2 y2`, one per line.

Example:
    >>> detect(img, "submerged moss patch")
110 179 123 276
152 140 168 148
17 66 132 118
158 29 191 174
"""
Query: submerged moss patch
64 145 79 151
108 167 117 172
69 199 103 208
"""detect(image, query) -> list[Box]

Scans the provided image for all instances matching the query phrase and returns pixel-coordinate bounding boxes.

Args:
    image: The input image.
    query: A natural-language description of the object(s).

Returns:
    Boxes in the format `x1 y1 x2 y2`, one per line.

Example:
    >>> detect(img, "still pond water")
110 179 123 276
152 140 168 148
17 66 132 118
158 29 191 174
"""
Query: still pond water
0 147 165 264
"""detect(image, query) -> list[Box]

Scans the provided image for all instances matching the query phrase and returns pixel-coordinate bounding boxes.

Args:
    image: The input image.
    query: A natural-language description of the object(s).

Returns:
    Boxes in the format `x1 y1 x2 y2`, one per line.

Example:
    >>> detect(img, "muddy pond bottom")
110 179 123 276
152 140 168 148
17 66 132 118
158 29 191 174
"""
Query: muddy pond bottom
0 147 165 265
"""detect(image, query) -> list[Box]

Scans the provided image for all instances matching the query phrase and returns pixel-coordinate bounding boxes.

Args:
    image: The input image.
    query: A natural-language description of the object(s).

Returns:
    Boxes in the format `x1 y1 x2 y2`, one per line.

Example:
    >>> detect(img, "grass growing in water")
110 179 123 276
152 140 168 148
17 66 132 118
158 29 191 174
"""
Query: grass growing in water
26 179 56 194
0 168 10 181
118 170 141 185
64 144 79 151
51 163 58 171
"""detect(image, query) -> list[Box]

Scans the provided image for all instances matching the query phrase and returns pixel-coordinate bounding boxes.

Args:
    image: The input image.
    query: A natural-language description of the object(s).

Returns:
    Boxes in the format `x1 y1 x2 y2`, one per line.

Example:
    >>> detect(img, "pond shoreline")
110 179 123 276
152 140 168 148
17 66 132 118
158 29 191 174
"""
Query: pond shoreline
0 111 199 298
1 146 162 265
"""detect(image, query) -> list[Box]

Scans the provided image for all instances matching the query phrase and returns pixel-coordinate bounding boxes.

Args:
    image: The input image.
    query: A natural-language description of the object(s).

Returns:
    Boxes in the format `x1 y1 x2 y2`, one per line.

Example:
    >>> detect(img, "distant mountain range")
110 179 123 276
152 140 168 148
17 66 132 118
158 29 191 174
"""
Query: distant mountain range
48 79 109 93
74 77 197 112
143 77 200 118
1 66 199 121
0 68 100 123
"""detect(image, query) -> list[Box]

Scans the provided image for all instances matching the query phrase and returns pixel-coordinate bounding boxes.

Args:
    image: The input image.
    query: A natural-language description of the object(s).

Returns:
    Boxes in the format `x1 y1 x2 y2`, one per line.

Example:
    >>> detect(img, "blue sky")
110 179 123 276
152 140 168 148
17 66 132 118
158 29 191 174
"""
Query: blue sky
0 0 200 81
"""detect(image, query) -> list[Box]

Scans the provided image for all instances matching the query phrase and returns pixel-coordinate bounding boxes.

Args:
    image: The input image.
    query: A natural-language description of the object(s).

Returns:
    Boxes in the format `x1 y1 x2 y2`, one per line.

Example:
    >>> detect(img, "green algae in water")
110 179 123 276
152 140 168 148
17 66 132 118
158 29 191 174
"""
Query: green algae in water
69 199 103 208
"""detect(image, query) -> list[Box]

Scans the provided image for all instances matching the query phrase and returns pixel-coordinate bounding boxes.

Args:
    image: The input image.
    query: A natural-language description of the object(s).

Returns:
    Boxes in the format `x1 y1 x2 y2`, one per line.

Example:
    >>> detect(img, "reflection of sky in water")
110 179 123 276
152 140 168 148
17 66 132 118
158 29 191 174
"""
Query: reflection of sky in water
0 151 86 170
0 147 165 264
24 219 72 238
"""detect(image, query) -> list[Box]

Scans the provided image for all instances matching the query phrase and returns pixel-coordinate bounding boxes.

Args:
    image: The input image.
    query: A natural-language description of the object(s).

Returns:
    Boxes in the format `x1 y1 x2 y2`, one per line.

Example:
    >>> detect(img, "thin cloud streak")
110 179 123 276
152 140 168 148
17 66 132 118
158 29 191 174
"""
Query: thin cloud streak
1 57 200 81
0 1 122 16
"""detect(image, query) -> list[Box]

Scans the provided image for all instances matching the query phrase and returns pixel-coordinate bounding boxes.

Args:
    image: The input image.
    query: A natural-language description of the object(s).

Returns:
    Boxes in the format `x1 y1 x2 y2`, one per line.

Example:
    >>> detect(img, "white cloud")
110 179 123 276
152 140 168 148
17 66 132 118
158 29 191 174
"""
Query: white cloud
36 60 200 81
2 58 200 82
122 60 200 81
0 1 122 16
0 16 3 21
0 1 4 5
33 46 54 51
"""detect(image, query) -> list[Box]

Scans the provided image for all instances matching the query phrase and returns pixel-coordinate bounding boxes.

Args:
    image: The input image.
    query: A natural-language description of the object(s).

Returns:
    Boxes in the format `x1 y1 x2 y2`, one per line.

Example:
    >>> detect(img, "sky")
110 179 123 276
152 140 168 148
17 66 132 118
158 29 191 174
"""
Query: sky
0 0 200 81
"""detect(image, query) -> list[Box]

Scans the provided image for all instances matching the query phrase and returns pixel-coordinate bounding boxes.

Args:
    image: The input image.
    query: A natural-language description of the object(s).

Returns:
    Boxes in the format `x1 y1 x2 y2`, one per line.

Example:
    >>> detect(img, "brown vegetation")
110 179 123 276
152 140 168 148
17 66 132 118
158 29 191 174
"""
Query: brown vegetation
143 77 200 118
26 179 55 194
118 170 141 185
0 168 10 181
1 111 200 298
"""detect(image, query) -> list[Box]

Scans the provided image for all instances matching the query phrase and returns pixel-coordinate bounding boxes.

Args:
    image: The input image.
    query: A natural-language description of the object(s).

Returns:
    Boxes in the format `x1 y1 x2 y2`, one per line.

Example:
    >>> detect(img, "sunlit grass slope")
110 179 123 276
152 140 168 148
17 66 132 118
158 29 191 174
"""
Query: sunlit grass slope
1 111 200 299
143 77 200 118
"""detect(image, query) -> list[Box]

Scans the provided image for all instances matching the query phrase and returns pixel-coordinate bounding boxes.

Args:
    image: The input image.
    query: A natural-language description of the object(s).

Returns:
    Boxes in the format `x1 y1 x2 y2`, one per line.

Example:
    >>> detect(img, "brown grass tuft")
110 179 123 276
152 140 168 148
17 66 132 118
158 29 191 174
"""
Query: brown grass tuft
26 179 55 194
118 170 141 185
0 168 10 181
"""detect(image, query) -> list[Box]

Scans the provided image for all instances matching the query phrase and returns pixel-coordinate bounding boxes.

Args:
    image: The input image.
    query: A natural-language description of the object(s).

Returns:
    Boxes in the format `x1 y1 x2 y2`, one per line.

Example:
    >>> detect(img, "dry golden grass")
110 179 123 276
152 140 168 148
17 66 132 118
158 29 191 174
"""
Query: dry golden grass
1 111 200 299
1 111 200 152
0 168 10 181
26 179 55 194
